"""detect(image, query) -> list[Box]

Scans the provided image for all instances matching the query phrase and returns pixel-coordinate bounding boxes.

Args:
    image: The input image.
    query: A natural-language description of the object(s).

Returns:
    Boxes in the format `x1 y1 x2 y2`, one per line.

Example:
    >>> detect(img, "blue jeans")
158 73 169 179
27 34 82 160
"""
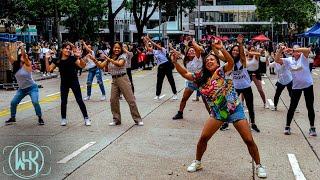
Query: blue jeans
10 84 42 118
87 67 106 96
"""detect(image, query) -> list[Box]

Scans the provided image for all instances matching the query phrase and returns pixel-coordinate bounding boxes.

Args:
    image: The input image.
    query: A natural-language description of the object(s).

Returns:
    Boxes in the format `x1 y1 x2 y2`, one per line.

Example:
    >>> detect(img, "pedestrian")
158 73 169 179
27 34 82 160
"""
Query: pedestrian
45 42 91 126
143 36 178 101
89 42 143 126
246 46 268 108
170 40 267 178
218 35 260 132
172 40 204 120
4 42 44 125
81 40 106 101
268 51 292 111
275 45 316 136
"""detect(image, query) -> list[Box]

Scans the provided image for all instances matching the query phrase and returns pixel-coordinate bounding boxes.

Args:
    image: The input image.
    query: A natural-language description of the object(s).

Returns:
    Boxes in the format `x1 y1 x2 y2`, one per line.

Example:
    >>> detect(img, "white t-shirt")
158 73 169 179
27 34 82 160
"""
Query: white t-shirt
231 61 251 89
269 62 292 85
283 54 313 89
246 57 259 71
186 56 203 84
85 51 96 69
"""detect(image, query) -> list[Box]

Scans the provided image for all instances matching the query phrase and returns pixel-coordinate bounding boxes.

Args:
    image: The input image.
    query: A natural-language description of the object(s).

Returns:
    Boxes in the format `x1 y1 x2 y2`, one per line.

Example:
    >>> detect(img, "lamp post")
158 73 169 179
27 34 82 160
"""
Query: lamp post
158 2 161 41
197 0 201 41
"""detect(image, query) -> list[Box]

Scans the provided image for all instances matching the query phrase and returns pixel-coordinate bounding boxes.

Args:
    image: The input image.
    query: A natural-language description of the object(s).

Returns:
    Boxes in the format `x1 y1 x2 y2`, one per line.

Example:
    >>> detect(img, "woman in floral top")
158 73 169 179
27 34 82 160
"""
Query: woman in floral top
170 40 267 178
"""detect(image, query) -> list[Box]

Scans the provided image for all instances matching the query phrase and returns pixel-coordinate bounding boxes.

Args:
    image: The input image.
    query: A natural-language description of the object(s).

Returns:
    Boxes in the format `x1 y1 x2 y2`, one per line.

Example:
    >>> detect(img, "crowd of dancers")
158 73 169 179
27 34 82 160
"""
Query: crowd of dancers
4 33 320 178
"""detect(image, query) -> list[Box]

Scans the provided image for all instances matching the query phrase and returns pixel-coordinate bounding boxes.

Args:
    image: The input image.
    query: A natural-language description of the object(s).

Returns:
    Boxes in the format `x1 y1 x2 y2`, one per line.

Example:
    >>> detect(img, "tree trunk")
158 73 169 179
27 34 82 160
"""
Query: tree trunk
136 23 144 44
108 19 115 44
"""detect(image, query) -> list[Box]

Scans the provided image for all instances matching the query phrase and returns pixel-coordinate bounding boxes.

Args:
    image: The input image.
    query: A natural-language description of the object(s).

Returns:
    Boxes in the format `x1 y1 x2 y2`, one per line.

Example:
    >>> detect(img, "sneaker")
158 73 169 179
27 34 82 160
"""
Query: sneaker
5 117 16 125
84 118 91 126
61 118 67 126
187 160 203 172
153 96 160 101
119 95 123 100
271 106 277 111
192 97 199 101
309 127 317 137
172 94 178 100
38 117 45 125
136 121 144 126
100 95 106 101
284 126 291 135
295 109 300 113
256 164 267 178
109 121 121 126
172 111 183 120
264 103 269 109
251 124 260 133
220 122 229 131
83 96 90 101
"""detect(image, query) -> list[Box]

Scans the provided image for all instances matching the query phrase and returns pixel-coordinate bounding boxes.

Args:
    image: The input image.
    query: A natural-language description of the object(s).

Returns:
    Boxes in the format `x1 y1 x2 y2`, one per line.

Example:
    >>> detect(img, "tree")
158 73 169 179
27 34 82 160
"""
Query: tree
254 0 316 34
63 0 106 41
130 0 196 43
107 0 127 44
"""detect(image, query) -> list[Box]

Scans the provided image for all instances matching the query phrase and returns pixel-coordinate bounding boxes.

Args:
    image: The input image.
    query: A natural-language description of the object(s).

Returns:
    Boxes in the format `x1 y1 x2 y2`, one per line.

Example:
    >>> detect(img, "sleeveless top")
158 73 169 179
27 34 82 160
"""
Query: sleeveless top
15 67 35 89
246 57 259 71
231 61 251 89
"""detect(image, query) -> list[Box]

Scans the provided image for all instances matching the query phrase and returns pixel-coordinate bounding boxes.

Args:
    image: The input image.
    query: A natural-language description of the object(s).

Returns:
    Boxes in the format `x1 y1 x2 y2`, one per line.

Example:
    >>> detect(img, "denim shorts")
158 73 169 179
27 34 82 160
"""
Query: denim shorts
185 81 197 91
212 103 247 123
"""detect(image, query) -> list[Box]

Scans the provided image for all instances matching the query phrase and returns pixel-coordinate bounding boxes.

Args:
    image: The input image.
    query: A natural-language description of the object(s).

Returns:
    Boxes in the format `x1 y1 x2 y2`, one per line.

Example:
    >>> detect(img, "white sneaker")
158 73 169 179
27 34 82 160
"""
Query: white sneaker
136 121 144 126
172 94 178 100
83 96 90 101
192 97 199 101
108 122 121 126
84 118 91 126
100 95 106 101
187 160 202 172
264 103 269 109
60 119 67 126
256 165 267 178
153 96 160 100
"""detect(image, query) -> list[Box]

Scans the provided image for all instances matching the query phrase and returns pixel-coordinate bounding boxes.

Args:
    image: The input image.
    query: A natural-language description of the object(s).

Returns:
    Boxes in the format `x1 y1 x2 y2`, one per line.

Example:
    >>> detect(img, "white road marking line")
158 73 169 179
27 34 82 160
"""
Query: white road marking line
267 99 274 108
57 142 96 164
159 94 166 99
261 80 265 85
46 92 60 97
312 72 318 76
287 154 306 180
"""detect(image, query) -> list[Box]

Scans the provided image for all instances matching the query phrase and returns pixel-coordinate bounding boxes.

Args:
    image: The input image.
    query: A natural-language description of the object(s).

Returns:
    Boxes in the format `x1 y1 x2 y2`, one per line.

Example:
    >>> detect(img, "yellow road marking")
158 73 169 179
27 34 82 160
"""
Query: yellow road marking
0 69 148 118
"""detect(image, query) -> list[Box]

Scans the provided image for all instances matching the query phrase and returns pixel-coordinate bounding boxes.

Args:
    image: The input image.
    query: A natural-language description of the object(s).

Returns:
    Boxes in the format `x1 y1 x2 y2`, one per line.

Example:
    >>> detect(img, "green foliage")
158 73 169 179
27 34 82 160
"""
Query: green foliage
254 0 316 32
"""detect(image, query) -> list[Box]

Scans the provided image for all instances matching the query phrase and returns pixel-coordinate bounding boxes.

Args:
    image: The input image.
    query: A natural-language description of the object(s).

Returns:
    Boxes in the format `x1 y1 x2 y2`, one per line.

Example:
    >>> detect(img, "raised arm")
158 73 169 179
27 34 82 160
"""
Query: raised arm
4 43 15 64
192 40 204 58
144 36 163 50
211 46 226 62
237 35 246 67
294 47 310 59
275 46 285 65
171 51 194 81
81 40 93 54
73 47 87 68
214 41 234 72
19 43 31 67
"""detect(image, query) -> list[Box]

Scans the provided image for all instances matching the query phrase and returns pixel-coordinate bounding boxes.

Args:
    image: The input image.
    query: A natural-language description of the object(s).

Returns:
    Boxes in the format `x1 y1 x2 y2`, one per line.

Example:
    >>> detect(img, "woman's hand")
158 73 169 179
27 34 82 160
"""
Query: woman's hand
212 40 223 50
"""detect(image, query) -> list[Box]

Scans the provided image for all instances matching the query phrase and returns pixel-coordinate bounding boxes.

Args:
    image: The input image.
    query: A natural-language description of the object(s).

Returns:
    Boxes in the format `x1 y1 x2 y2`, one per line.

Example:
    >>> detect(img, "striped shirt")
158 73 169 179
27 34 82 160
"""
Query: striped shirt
108 54 127 75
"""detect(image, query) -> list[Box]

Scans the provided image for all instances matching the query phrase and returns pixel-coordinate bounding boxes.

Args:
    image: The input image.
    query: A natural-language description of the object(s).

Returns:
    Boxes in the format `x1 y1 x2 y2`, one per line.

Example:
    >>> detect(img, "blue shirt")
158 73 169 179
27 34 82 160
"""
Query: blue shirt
153 48 168 65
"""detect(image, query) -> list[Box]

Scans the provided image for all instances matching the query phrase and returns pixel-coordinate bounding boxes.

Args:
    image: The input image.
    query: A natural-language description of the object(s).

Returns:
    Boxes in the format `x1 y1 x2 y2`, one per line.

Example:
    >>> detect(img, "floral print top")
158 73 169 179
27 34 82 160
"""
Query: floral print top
193 66 240 121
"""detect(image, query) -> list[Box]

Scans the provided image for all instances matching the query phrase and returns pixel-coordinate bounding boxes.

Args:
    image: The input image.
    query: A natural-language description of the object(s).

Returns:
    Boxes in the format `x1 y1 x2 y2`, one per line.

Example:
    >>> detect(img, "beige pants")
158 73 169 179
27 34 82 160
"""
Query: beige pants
110 75 142 123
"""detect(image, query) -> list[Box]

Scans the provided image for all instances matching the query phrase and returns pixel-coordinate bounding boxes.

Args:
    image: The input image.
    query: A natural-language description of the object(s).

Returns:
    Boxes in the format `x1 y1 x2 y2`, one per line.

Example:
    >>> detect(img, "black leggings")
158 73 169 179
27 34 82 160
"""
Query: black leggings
126 68 134 93
236 87 255 124
156 62 177 96
286 85 315 127
60 80 88 119
274 81 292 107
